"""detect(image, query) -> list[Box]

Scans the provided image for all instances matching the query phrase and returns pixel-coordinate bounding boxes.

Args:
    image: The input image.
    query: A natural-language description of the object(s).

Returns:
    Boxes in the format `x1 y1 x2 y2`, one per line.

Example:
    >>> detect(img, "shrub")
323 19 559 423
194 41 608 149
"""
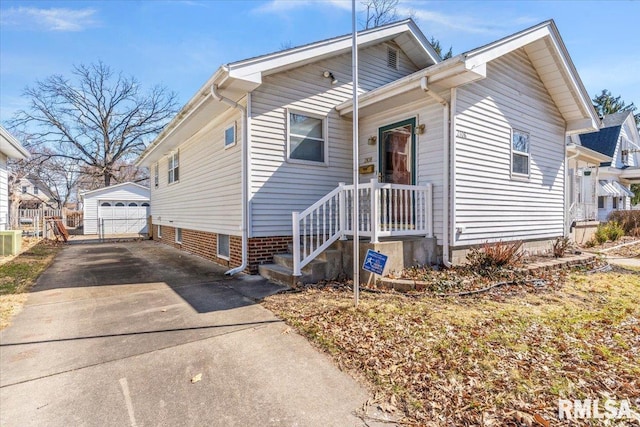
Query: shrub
466 240 523 269
594 224 608 244
607 210 640 235
553 237 570 258
605 221 625 242
593 221 625 244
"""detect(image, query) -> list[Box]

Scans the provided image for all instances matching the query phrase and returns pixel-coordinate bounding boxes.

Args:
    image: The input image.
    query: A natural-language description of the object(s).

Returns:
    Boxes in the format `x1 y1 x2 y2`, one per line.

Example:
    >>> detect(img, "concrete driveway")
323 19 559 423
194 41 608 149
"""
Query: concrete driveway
0 241 381 426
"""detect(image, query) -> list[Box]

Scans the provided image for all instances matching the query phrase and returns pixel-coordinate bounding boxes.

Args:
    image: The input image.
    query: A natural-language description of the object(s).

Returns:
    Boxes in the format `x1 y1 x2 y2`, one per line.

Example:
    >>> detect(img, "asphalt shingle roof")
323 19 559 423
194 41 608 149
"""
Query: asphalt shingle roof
579 125 621 157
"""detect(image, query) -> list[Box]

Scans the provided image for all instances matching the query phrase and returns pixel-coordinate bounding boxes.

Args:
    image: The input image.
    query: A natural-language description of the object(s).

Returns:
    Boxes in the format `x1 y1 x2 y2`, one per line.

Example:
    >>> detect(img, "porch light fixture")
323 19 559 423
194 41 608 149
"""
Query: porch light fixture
367 136 377 145
323 70 338 85
415 124 425 135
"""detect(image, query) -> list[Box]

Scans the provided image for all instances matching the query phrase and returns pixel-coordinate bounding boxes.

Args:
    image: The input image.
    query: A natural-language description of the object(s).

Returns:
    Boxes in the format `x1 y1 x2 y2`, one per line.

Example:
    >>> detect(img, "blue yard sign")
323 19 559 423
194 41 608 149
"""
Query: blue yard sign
362 249 388 276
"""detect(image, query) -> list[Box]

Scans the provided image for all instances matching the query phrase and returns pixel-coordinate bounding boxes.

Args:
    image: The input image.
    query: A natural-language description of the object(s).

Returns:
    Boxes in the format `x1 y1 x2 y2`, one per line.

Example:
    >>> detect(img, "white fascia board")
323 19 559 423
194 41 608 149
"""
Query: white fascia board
336 56 485 116
227 20 438 82
0 126 30 159
136 67 229 167
567 144 612 163
566 118 601 135
82 182 150 197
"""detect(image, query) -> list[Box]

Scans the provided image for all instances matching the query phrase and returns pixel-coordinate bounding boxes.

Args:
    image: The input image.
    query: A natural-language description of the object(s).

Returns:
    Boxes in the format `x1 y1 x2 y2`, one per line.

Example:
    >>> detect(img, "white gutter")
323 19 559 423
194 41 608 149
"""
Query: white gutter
420 76 452 267
211 84 249 276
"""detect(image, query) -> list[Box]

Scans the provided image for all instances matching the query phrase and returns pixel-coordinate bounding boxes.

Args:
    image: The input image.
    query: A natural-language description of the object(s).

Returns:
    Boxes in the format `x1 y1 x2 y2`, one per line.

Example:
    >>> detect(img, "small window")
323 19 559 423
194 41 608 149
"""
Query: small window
175 227 182 244
33 187 39 195
168 151 179 184
225 123 236 148
116 202 125 207
387 46 398 70
142 202 150 207
128 202 138 207
21 186 27 194
511 129 530 176
218 234 230 259
597 196 604 209
157 224 162 238
288 110 327 164
154 163 159 188
101 202 111 207
612 197 618 209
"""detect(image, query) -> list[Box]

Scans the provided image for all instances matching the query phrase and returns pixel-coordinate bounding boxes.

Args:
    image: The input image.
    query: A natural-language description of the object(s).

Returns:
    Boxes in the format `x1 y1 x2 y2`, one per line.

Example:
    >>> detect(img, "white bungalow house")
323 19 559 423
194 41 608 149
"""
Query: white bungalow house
0 125 29 230
573 111 639 221
137 20 599 283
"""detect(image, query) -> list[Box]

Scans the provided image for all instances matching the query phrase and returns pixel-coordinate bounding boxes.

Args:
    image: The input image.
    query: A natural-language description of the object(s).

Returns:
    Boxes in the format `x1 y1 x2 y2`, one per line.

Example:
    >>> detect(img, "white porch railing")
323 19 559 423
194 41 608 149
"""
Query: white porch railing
292 178 433 276
569 202 597 222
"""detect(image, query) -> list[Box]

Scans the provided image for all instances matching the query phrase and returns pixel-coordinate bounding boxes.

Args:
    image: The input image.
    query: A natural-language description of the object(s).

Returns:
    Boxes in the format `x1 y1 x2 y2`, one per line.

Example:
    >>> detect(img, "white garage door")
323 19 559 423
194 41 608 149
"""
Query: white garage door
99 201 150 234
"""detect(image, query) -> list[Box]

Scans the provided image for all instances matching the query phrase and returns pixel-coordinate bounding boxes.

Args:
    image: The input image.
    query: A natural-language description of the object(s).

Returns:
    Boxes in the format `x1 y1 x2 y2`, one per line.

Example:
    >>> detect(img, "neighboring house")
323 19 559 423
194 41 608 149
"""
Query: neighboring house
81 182 150 235
576 111 640 221
14 175 58 209
0 126 29 230
137 19 599 281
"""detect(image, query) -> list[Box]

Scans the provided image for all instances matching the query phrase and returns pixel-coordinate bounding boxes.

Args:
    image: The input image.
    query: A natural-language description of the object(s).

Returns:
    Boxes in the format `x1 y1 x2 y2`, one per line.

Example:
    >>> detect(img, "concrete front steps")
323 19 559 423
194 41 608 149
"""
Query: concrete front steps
258 247 343 287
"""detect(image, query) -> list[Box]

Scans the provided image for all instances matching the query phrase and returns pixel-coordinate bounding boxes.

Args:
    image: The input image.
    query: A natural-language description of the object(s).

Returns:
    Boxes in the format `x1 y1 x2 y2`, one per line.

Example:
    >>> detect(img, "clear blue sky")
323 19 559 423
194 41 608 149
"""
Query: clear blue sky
1 0 638 125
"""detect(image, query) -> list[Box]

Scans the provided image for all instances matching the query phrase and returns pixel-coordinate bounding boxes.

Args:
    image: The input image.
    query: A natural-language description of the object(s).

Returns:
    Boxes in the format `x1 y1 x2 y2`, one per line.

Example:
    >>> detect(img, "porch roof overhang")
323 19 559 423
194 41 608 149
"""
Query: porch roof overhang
566 143 612 164
337 20 600 135
620 167 640 183
598 180 634 197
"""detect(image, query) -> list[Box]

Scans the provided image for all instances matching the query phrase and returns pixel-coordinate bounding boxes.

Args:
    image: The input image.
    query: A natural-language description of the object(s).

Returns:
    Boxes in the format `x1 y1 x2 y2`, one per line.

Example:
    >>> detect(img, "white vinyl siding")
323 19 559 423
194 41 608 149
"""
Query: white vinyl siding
82 184 150 235
0 154 7 230
150 106 243 236
358 96 446 244
154 163 159 188
453 48 566 246
250 42 420 237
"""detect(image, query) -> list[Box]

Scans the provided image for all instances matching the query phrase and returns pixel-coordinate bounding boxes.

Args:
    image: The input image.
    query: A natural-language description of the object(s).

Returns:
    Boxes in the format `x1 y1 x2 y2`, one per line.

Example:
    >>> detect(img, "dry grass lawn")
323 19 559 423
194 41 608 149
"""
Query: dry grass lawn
0 240 62 329
264 268 640 426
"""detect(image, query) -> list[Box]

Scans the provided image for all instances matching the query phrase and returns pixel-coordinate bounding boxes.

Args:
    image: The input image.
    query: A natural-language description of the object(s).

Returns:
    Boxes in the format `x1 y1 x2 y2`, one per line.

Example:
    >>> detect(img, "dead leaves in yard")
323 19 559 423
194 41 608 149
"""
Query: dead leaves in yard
263 271 640 426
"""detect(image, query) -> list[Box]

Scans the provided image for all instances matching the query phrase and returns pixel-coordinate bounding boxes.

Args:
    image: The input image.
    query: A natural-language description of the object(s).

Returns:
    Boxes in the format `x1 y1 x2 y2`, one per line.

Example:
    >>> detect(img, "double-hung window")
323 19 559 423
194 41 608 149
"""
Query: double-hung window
288 110 327 164
168 152 179 184
511 129 530 177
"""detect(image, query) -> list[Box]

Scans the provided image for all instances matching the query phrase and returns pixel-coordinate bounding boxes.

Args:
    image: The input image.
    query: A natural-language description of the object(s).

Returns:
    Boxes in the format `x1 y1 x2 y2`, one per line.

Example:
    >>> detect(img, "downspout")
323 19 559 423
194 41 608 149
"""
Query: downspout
211 84 249 275
420 76 453 267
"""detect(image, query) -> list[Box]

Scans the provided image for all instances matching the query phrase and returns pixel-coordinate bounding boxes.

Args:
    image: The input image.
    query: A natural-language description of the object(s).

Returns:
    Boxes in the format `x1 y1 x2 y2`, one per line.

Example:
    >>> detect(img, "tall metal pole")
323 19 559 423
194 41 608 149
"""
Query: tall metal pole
351 0 360 306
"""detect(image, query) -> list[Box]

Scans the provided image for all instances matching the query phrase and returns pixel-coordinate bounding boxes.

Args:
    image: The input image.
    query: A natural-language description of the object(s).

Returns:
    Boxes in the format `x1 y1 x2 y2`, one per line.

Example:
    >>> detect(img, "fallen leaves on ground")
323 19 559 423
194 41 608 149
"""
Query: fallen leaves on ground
264 268 640 426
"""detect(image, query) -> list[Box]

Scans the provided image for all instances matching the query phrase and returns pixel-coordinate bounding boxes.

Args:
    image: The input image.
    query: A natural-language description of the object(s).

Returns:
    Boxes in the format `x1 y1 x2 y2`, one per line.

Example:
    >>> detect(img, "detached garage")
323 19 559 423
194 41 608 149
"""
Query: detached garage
82 182 150 235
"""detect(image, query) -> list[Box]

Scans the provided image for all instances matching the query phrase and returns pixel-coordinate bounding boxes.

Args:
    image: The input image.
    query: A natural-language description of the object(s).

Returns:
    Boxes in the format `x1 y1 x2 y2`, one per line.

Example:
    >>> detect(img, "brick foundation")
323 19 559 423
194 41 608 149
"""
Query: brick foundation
153 224 290 274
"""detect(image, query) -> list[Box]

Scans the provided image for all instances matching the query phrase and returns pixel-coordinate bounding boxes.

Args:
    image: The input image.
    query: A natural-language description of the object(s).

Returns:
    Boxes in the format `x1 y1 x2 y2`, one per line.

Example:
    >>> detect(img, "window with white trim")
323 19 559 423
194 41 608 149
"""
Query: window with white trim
21 186 27 194
168 152 179 184
175 227 182 244
33 187 39 195
154 163 159 188
225 122 236 148
511 129 530 176
598 196 605 209
217 234 230 259
287 110 327 164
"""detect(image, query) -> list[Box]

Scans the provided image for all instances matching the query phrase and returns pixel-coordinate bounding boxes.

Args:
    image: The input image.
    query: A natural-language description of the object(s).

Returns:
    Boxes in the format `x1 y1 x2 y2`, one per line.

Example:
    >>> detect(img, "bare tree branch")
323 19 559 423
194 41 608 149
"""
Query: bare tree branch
11 61 178 187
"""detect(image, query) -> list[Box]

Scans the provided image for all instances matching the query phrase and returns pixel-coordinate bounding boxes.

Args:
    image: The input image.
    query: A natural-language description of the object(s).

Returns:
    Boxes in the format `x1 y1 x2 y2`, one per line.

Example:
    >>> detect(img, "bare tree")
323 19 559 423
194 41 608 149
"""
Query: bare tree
362 0 401 29
11 61 178 187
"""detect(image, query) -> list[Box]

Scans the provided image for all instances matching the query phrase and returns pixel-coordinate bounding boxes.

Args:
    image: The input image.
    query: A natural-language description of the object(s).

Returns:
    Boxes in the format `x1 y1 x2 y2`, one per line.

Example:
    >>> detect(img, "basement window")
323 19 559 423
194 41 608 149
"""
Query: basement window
175 227 182 244
218 234 230 260
157 225 162 239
